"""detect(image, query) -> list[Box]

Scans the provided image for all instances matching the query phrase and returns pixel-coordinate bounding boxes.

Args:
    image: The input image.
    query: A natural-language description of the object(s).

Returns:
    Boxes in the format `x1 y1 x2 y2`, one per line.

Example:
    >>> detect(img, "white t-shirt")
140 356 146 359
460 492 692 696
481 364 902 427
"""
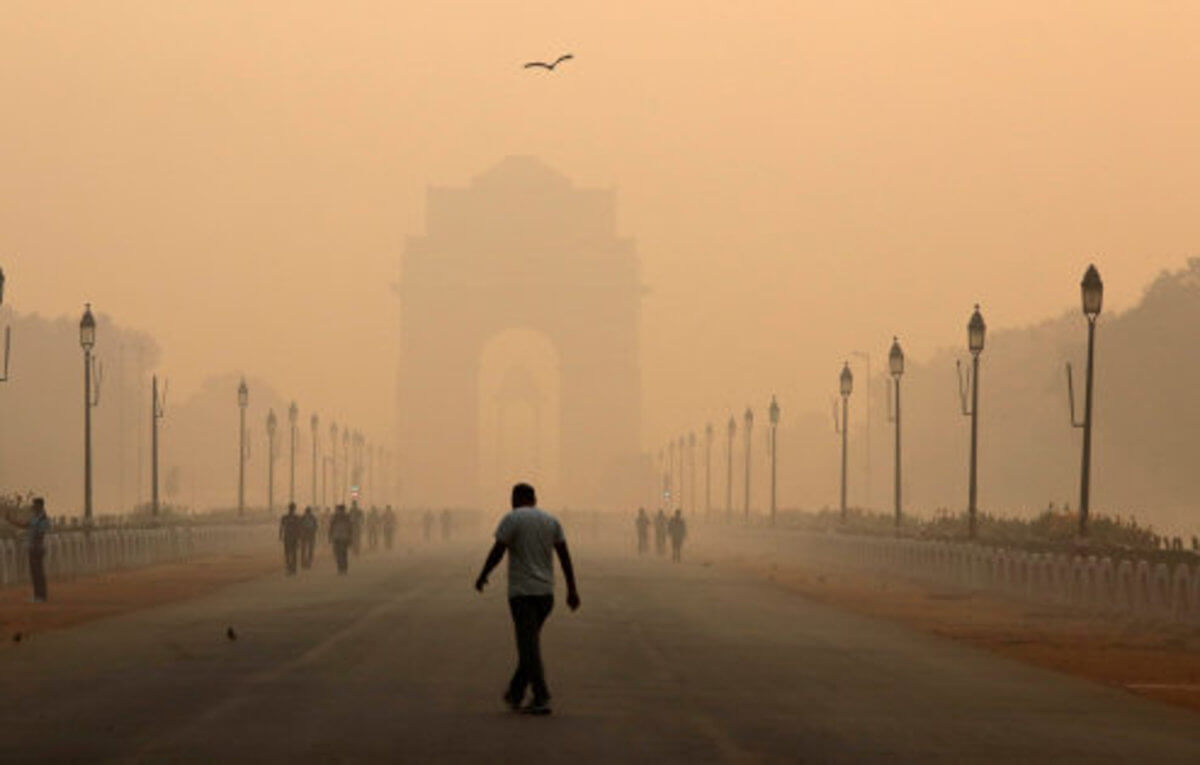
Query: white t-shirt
495 506 565 597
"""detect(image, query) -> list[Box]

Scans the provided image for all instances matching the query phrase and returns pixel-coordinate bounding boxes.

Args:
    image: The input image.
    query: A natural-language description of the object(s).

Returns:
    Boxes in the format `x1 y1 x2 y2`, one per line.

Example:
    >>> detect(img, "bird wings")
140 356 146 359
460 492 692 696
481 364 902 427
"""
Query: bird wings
524 53 573 70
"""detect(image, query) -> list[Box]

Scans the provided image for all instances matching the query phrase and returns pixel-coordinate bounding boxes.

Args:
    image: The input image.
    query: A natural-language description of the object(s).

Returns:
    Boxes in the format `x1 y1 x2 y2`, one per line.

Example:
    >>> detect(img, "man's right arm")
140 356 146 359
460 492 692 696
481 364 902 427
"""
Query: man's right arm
475 541 506 592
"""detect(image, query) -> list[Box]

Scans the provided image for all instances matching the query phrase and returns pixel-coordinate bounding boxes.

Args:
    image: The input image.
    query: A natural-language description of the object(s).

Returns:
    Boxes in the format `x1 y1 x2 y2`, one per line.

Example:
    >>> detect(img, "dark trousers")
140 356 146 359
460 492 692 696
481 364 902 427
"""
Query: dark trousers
671 539 683 563
29 548 46 601
333 540 350 573
283 541 299 574
300 536 315 569
507 595 554 704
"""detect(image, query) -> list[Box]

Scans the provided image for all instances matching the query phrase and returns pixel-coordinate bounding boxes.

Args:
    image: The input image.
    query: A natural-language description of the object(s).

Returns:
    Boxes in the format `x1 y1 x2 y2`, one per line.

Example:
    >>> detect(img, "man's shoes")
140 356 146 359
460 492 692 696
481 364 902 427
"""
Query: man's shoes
521 699 552 716
503 691 523 711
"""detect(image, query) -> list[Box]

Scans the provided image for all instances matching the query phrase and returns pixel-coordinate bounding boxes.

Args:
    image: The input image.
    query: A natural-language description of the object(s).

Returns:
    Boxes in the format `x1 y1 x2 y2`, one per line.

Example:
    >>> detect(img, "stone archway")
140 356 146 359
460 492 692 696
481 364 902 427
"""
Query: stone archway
396 156 641 508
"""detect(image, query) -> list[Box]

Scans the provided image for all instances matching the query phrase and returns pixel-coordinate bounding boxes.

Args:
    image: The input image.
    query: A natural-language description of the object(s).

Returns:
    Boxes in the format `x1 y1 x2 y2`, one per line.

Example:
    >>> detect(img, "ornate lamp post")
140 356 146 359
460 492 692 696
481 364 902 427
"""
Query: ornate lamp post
687 432 696 516
311 413 319 507
888 338 904 531
151 375 167 516
329 421 338 503
237 379 248 516
726 415 736 520
768 396 780 527
743 406 754 520
266 409 278 512
704 422 713 519
80 304 99 523
958 306 986 539
0 267 11 383
343 429 351 501
1072 265 1103 537
288 402 298 503
837 363 853 523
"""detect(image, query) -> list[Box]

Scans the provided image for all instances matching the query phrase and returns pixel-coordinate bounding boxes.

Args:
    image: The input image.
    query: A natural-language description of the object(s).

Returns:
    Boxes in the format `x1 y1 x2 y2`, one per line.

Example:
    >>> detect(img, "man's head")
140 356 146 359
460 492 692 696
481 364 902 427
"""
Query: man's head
335 504 346 514
511 483 537 509
32 497 45 515
287 502 297 515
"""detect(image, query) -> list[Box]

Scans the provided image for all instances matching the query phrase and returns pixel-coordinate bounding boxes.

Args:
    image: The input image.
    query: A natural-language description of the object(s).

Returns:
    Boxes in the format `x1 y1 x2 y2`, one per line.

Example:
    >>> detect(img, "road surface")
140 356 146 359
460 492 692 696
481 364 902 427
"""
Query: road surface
2 542 1199 763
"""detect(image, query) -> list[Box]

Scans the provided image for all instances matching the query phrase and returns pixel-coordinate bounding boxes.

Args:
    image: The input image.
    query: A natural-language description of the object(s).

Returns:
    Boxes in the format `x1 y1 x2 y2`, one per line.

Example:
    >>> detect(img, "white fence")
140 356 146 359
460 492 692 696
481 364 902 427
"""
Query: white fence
0 525 272 589
792 532 1200 626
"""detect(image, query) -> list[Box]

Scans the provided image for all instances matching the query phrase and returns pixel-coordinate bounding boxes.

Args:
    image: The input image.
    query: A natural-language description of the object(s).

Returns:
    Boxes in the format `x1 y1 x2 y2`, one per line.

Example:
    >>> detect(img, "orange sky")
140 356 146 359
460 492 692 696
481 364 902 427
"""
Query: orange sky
2 1 1198 448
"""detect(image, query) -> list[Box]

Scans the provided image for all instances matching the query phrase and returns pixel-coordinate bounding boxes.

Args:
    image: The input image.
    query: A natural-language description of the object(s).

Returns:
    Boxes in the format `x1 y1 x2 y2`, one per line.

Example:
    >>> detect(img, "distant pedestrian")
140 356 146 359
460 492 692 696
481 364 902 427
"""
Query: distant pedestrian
475 483 580 716
382 506 397 551
634 507 650 555
667 509 687 563
9 497 51 602
329 504 353 574
279 503 302 575
422 510 435 542
440 508 452 542
367 507 381 551
350 502 365 556
653 509 668 556
300 506 318 569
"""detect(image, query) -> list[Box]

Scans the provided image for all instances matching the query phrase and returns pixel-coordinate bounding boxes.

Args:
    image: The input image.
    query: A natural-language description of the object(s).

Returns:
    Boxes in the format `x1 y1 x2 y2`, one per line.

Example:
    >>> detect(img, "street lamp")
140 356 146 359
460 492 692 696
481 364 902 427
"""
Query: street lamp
288 401 298 503
704 422 713 519
151 375 167 516
311 413 319 507
0 267 11 383
80 304 100 524
329 421 338 503
837 362 853 523
888 338 904 531
688 432 696 517
237 379 248 516
266 409 278 512
726 415 736 520
343 428 351 501
1069 265 1104 537
743 406 754 520
958 305 986 539
768 396 780 527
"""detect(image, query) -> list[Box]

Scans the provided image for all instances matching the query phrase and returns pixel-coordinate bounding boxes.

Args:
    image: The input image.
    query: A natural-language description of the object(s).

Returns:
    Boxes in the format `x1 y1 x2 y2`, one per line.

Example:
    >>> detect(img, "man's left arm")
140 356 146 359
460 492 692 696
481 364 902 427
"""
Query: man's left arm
554 541 580 611
475 541 506 592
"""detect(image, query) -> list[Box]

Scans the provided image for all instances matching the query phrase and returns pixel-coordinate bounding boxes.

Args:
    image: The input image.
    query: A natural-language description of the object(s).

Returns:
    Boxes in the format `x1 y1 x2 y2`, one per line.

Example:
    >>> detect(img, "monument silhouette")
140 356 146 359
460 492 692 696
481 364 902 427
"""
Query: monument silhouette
396 156 642 508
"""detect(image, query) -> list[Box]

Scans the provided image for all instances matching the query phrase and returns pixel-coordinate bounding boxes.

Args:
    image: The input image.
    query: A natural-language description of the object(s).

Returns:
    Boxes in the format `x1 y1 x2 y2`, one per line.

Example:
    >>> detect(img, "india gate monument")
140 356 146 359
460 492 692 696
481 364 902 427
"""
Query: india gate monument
396 156 642 509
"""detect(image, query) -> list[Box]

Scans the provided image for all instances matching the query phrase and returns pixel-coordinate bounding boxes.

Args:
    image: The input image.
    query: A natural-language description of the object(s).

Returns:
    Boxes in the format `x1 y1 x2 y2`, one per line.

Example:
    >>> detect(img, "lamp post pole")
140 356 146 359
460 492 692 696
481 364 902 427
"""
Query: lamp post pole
267 409 278 512
80 305 97 524
726 416 736 521
151 375 167 516
839 363 853 523
237 379 248 516
311 414 319 507
329 422 338 503
288 402 298 503
768 396 779 527
960 306 987 540
888 339 905 531
743 407 754 521
704 423 713 519
1076 265 1104 537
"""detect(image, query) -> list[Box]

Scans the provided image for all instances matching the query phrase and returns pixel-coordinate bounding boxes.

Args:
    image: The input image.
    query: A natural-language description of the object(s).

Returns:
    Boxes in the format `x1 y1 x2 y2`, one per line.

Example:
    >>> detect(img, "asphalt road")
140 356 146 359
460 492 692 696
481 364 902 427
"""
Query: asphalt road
2 541 1199 763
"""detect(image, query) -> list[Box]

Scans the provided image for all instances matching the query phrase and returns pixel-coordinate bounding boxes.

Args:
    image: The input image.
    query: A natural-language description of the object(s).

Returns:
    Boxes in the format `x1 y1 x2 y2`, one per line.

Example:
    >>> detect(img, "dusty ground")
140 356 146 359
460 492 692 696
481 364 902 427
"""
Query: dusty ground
711 547 1200 714
0 550 277 646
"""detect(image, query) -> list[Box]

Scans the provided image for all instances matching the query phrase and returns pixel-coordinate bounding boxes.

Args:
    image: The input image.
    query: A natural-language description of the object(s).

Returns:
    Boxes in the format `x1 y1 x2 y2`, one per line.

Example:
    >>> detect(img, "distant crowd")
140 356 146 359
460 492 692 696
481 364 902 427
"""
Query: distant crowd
277 503 459 575
634 507 687 563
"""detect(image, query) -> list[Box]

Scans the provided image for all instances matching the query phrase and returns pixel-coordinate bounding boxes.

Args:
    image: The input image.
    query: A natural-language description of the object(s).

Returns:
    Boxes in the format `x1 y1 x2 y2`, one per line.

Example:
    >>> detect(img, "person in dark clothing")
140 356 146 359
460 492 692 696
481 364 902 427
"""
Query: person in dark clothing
653 509 668 556
634 507 650 555
349 502 365 556
422 510 435 542
366 507 381 551
279 503 302 575
300 506 318 569
667 509 687 563
475 483 580 716
329 505 353 574
440 508 453 542
10 497 50 602
382 506 397 551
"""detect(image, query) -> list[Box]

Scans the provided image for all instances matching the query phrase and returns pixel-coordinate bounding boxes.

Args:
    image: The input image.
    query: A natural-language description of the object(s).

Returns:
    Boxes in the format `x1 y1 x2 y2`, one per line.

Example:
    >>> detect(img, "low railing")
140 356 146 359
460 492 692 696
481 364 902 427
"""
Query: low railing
790 531 1200 625
0 525 273 588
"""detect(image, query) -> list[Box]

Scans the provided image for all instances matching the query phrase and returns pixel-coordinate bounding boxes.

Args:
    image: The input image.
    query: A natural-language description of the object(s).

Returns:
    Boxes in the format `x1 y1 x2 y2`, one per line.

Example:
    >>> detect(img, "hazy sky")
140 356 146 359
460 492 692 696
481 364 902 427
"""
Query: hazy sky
3 1 1198 448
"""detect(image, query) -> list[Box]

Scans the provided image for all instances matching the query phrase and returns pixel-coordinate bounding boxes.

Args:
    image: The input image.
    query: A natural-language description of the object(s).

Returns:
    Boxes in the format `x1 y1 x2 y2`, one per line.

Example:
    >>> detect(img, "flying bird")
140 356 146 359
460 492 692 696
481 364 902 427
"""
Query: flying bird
12 631 22 643
524 54 573 71
226 627 237 642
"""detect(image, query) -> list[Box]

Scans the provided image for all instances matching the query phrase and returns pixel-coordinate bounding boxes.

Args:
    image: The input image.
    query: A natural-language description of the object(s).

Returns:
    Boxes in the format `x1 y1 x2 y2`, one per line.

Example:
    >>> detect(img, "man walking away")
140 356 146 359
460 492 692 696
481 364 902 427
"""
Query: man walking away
668 509 688 563
634 507 650 555
475 483 580 716
329 504 353 574
382 506 397 551
279 503 302 575
300 506 318 569
654 509 668 556
10 497 51 602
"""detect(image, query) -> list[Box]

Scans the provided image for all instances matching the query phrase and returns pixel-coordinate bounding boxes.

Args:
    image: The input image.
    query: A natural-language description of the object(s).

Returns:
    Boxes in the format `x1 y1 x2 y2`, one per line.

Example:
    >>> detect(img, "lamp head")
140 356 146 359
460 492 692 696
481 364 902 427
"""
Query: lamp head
267 409 277 434
769 395 780 425
237 378 248 408
968 305 986 355
80 303 96 350
839 362 853 397
744 406 754 427
1081 264 1103 319
289 401 298 424
889 337 905 377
